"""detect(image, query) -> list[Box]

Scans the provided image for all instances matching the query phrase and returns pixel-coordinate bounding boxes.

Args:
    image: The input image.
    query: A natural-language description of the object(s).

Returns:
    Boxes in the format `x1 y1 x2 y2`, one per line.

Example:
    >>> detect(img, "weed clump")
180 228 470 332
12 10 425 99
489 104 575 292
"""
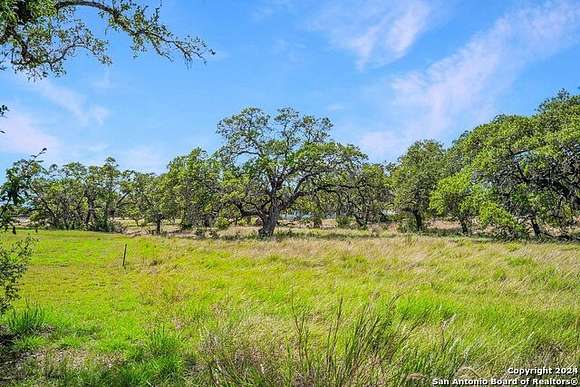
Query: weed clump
7 303 47 337
199 301 469 386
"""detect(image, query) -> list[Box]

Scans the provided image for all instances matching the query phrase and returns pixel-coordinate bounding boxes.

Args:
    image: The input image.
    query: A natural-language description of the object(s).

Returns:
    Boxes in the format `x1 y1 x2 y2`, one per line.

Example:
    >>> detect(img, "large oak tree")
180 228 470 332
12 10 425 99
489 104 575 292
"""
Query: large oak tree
218 107 364 237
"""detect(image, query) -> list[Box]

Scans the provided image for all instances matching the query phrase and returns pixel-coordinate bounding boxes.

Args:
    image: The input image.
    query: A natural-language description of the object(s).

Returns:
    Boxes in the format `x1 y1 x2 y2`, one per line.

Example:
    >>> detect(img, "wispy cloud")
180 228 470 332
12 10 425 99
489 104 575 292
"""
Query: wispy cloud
359 0 580 159
0 111 61 156
272 38 307 65
23 78 110 126
310 0 434 69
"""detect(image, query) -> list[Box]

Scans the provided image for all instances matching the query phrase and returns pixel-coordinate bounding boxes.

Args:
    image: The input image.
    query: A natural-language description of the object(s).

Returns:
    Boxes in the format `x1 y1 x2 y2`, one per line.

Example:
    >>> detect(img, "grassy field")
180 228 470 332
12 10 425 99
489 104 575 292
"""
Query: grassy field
0 229 578 386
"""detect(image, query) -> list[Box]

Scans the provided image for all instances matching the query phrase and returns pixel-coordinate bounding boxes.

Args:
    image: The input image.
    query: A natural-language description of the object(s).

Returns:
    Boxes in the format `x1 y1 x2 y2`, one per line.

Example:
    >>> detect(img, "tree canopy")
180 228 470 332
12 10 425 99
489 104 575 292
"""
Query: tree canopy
217 107 365 237
1 0 212 78
391 140 445 231
433 90 579 238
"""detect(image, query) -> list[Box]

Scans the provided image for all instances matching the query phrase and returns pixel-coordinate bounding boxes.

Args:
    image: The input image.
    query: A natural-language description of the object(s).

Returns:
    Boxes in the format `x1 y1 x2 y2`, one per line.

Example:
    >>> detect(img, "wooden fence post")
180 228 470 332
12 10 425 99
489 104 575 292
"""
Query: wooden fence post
122 243 127 268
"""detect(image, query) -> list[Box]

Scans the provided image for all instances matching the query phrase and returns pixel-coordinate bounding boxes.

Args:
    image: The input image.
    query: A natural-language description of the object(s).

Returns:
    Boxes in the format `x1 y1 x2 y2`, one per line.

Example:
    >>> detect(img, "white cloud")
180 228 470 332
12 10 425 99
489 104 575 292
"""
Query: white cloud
272 38 307 65
310 0 433 69
26 78 110 126
89 106 110 126
0 112 61 156
359 0 580 159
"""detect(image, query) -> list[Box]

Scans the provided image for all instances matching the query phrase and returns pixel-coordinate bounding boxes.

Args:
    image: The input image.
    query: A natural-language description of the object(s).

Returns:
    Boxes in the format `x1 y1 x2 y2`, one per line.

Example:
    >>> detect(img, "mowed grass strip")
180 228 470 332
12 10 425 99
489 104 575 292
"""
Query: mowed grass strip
1 229 578 384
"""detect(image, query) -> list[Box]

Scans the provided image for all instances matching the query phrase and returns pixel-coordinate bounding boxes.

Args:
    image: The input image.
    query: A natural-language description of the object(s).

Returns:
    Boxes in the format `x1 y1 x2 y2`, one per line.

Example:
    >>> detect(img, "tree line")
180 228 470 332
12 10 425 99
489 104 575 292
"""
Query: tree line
5 90 578 239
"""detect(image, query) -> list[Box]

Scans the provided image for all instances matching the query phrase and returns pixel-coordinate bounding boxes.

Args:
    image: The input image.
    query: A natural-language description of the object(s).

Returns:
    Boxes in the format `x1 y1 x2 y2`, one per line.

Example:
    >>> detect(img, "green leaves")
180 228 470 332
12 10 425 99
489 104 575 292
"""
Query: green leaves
392 140 445 231
22 157 130 232
437 90 580 238
0 236 34 316
164 148 224 229
217 107 364 236
1 0 212 79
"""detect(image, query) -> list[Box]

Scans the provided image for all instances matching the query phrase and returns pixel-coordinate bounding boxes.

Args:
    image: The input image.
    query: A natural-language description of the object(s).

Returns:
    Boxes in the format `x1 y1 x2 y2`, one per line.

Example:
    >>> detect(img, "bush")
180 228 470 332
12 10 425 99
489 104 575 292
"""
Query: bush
478 202 527 239
0 237 34 316
397 216 419 233
335 215 352 228
215 217 230 230
369 224 383 237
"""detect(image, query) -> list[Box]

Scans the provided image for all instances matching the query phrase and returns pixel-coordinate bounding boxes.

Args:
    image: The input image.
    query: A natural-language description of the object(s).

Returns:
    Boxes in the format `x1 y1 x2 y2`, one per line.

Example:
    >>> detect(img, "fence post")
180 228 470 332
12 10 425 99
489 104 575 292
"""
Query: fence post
122 243 127 268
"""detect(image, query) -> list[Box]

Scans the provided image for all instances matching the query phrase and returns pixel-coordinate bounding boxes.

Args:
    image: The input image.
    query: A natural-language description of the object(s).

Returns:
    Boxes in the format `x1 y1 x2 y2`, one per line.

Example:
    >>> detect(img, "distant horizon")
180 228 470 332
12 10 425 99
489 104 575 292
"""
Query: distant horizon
1 0 579 173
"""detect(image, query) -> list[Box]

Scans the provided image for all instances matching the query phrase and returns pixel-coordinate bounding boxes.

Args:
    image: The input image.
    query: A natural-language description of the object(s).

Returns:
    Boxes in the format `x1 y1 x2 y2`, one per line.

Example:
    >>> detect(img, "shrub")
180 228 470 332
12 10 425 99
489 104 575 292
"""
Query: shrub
0 237 34 316
335 215 352 229
215 217 230 230
478 201 527 239
369 224 383 237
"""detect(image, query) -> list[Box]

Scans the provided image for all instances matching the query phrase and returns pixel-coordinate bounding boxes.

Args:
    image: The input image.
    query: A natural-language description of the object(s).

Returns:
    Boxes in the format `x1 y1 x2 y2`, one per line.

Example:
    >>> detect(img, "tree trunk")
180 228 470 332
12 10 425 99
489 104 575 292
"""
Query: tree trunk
412 210 423 231
259 207 280 238
530 217 541 238
155 218 162 235
85 198 95 228
460 218 470 235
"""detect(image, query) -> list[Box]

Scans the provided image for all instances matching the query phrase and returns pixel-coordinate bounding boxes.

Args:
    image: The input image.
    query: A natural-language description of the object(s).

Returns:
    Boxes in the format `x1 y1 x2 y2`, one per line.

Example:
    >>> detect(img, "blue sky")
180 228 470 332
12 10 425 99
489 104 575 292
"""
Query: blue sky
1 0 579 173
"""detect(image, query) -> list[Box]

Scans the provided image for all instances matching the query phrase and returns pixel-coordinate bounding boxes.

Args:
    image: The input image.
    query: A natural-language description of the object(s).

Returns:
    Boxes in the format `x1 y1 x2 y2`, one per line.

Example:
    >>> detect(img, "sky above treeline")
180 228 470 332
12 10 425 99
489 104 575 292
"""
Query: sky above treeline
1 0 579 173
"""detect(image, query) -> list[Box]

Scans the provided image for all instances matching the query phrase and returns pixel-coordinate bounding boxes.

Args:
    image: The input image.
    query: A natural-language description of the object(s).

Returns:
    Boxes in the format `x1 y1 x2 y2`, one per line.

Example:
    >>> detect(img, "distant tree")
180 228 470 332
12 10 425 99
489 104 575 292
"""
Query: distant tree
218 107 365 237
334 163 392 228
429 168 478 234
27 162 87 229
528 91 579 221
25 158 131 232
1 153 44 232
392 140 445 231
164 148 224 229
125 172 173 234
433 90 579 238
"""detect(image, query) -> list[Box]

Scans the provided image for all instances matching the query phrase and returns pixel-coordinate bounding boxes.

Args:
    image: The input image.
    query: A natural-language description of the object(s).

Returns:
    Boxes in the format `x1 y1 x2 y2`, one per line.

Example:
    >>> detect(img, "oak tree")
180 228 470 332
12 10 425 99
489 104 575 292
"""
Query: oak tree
218 107 364 237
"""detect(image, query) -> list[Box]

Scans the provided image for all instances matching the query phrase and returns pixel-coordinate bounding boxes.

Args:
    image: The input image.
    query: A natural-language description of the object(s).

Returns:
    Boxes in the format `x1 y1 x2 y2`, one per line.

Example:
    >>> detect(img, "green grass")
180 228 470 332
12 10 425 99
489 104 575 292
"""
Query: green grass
0 229 578 385
7 304 47 337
